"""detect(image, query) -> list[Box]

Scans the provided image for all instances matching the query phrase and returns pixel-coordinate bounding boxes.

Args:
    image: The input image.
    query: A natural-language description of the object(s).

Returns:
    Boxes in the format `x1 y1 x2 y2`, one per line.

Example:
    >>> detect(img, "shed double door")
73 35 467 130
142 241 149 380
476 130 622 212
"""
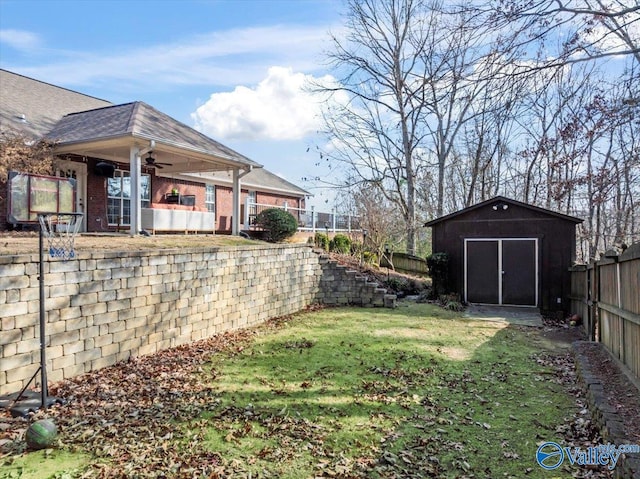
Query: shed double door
465 239 538 306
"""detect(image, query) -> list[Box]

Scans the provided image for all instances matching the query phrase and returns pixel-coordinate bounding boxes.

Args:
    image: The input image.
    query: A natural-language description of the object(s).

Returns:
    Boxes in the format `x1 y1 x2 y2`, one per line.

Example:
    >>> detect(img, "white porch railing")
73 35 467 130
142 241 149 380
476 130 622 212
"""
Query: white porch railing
244 199 361 233
141 207 216 234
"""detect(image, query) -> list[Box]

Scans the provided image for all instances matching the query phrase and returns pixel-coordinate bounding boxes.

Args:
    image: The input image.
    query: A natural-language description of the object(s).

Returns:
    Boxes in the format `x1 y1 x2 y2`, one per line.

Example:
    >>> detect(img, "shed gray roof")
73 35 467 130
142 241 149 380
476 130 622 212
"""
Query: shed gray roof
424 196 583 226
46 101 261 168
0 69 112 138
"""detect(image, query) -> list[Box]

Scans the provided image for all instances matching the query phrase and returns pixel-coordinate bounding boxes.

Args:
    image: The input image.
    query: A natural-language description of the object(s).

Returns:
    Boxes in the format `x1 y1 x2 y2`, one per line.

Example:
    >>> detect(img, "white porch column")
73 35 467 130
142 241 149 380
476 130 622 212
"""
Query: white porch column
232 166 253 235
129 147 142 236
232 168 241 236
244 196 251 227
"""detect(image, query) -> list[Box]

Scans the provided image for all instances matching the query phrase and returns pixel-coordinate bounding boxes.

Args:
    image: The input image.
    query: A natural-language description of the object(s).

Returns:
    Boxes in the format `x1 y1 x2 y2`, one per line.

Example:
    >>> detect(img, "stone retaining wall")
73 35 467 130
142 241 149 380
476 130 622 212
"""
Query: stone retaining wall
0 245 395 396
573 341 640 479
317 255 396 308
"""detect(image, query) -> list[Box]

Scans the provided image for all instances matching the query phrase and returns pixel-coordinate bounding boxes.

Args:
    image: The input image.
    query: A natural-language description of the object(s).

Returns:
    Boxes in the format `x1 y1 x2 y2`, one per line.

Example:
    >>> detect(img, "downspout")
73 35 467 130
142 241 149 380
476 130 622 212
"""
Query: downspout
232 166 253 235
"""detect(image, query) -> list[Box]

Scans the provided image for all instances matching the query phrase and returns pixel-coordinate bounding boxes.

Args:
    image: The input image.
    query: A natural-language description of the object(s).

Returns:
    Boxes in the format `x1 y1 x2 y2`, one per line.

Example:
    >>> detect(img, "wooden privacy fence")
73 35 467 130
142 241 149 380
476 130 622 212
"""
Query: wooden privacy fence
569 242 640 384
380 253 429 276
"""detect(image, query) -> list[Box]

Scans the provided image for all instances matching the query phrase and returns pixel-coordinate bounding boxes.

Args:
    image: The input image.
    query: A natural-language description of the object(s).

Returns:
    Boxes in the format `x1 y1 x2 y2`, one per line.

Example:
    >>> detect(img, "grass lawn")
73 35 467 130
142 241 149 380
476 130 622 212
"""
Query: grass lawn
0 233 261 257
1 303 585 478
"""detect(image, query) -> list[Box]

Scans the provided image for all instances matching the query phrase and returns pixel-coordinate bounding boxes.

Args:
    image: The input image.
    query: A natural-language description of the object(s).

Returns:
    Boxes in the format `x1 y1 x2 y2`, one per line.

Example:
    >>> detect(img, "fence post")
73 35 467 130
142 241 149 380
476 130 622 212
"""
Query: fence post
311 206 316 234
331 208 336 233
586 264 595 341
594 260 600 343
347 215 351 232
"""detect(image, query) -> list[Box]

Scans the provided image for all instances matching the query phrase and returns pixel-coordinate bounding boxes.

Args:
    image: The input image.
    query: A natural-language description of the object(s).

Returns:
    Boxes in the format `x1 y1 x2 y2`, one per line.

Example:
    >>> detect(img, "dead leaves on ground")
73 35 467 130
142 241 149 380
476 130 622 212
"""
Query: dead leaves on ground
11 329 254 478
0 318 614 479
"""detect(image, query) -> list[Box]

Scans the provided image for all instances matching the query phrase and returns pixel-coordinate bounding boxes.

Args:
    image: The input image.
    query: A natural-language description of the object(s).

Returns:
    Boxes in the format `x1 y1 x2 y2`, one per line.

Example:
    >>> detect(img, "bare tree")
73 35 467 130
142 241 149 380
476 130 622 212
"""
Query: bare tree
0 132 55 183
317 0 639 260
479 0 640 68
318 0 523 248
409 5 532 216
317 0 437 254
351 183 407 260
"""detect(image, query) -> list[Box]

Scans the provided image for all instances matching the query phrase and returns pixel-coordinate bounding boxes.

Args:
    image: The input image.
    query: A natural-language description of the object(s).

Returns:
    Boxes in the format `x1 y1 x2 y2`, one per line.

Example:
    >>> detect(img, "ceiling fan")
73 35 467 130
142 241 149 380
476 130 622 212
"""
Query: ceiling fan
144 153 173 169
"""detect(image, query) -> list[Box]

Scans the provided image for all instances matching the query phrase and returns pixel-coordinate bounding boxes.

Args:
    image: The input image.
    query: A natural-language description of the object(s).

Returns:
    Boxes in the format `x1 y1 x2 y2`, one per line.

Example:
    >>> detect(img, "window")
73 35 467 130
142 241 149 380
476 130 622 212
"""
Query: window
205 184 215 214
247 190 257 216
107 171 150 226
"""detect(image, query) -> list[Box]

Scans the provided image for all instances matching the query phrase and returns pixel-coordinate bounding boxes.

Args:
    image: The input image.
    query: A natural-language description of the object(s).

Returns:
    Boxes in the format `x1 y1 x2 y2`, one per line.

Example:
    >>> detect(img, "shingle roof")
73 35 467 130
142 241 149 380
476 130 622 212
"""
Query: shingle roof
243 168 311 196
424 196 583 226
46 101 261 167
195 167 311 197
0 69 112 138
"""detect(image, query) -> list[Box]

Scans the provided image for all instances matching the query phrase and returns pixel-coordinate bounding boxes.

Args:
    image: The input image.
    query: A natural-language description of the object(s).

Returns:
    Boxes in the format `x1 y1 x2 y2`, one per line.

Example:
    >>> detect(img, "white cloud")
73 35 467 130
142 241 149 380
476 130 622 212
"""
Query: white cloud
0 29 41 51
9 25 332 89
191 66 337 141
581 20 640 56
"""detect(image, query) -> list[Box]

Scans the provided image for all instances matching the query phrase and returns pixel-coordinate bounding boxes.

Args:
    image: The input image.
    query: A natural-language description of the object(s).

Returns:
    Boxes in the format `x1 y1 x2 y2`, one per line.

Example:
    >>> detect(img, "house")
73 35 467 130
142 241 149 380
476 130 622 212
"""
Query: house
160 167 309 234
424 196 583 313
0 69 309 235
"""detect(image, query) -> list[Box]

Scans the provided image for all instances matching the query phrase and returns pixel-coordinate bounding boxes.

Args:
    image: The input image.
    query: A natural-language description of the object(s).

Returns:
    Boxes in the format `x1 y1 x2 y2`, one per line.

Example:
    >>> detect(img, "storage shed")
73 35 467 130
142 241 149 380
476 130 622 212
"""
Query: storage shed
424 196 583 313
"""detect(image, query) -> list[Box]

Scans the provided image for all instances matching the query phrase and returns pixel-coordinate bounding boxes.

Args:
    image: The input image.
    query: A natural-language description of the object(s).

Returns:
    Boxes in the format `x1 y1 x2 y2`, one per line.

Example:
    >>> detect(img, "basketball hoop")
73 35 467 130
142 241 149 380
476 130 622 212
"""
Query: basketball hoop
37 212 83 260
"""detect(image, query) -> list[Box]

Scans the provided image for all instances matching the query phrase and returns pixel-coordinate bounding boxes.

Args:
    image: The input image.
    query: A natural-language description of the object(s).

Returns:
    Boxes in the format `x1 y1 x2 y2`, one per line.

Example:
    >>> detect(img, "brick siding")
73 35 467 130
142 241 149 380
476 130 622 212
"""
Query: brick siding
0 157 304 233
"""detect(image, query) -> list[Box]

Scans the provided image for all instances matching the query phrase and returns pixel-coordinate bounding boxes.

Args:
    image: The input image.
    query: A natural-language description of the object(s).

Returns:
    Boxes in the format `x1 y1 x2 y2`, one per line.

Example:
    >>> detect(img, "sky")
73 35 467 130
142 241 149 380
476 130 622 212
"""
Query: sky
0 0 346 208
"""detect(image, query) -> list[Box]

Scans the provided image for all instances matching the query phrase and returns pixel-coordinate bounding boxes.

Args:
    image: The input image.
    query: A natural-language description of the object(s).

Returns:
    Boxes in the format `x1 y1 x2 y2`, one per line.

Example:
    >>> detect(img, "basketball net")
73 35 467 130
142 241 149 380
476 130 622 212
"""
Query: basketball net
37 213 83 260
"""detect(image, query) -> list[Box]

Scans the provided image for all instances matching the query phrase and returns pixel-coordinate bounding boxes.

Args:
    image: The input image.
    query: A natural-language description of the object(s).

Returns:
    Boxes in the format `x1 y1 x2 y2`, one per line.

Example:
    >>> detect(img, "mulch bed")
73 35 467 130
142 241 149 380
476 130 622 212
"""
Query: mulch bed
573 342 640 445
542 316 640 463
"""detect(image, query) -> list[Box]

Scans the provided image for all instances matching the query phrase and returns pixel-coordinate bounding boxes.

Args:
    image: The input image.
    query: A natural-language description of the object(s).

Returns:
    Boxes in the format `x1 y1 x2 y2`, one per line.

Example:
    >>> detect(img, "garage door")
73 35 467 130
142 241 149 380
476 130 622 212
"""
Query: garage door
465 239 538 306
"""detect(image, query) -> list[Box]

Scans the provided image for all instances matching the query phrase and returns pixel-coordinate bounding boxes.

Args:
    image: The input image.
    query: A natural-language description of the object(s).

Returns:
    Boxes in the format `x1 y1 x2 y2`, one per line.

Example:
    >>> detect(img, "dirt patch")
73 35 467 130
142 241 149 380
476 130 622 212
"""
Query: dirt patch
540 324 586 349
438 346 472 361
574 342 640 445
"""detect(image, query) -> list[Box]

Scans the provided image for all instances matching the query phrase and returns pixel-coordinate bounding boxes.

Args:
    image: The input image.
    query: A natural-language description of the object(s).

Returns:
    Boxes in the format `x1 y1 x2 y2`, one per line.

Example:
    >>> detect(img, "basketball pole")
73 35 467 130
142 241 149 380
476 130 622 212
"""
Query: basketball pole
38 215 49 410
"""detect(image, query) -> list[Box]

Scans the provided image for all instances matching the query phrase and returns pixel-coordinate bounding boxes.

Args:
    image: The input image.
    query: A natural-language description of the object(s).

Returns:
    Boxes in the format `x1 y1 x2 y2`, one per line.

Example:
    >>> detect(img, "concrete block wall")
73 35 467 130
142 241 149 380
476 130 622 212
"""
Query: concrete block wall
316 255 396 308
0 245 394 395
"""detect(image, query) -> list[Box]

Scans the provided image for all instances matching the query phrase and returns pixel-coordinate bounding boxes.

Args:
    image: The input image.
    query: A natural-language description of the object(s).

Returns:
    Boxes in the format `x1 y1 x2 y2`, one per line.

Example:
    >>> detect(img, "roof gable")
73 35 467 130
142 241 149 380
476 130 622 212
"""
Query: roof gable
192 168 311 197
46 101 260 167
245 168 311 197
424 196 583 226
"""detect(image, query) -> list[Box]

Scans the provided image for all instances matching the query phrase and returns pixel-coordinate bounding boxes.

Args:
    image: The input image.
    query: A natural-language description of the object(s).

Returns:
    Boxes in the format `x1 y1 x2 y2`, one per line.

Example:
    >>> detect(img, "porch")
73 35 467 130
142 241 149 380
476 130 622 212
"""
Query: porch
47 101 261 237
243 198 362 234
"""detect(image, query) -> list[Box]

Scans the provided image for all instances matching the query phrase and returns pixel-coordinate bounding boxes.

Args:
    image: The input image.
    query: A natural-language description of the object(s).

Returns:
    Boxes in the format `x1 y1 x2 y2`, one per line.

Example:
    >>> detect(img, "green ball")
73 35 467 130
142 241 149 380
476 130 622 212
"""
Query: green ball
25 419 58 450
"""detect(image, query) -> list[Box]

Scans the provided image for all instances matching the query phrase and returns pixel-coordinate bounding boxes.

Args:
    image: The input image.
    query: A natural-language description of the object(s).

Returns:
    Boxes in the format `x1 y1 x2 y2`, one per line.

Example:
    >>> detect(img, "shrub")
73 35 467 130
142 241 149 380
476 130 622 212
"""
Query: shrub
254 208 298 242
384 277 407 292
426 252 449 298
314 232 330 250
406 278 428 295
384 277 428 297
363 251 379 265
439 293 464 312
416 288 433 303
329 234 352 254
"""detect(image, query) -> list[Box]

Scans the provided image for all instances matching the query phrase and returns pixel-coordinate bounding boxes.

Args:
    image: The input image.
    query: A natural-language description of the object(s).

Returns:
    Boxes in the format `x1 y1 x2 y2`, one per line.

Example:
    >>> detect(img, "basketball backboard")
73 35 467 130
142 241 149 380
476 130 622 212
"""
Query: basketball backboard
7 171 76 224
